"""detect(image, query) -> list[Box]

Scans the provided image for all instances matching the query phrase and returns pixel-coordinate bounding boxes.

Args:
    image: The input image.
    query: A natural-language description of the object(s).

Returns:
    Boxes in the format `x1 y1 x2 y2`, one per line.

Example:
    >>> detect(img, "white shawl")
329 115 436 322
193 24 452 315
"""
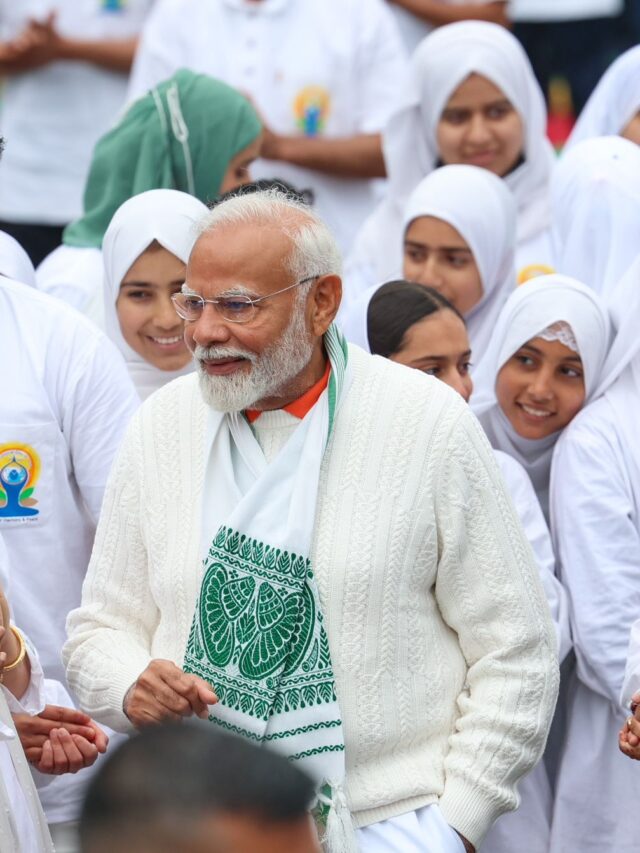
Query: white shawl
102 189 208 401
551 136 640 297
565 45 640 150
345 20 554 296
472 275 610 517
340 164 517 356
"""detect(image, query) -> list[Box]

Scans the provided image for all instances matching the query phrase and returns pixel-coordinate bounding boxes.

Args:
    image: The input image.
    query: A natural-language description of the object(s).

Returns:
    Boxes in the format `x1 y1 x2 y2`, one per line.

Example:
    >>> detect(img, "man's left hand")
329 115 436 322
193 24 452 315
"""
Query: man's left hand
619 700 640 760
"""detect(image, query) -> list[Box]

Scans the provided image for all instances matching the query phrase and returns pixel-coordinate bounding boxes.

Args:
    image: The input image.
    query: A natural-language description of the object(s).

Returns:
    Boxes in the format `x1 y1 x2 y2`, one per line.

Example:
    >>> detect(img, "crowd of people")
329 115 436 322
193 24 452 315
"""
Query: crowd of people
0 1 639 852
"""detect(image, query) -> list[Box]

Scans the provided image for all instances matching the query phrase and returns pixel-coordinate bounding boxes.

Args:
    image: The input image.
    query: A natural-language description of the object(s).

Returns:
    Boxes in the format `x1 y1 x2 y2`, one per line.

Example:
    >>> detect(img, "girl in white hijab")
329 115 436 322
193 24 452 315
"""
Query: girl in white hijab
0 231 36 287
472 275 610 520
340 164 517 355
549 255 640 852
361 278 570 853
565 45 640 150
344 20 555 302
551 135 640 297
102 189 208 401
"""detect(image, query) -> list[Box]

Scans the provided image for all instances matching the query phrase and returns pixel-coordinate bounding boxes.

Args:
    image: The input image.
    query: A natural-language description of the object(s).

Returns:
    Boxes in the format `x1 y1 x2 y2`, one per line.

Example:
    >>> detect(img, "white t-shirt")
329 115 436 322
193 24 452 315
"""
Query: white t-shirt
0 277 138 685
128 0 409 253
388 0 502 54
0 0 152 225
510 0 622 21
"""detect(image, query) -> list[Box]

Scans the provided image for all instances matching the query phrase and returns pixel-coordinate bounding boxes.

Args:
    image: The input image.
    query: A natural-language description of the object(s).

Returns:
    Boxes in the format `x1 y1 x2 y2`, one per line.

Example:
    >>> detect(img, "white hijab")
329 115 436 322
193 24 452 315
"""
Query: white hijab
472 275 610 517
102 189 209 401
0 231 36 287
340 164 517 356
350 21 553 290
551 136 640 297
565 45 640 150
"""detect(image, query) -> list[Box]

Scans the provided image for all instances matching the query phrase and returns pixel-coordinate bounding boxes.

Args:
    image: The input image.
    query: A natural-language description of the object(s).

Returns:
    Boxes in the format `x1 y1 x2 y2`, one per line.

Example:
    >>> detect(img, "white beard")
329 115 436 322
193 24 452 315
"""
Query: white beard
194 303 316 412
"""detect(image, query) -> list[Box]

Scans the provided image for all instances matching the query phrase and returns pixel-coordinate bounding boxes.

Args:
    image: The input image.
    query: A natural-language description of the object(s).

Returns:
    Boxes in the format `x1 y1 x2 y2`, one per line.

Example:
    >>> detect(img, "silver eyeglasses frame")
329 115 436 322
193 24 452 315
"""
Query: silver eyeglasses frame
171 274 324 324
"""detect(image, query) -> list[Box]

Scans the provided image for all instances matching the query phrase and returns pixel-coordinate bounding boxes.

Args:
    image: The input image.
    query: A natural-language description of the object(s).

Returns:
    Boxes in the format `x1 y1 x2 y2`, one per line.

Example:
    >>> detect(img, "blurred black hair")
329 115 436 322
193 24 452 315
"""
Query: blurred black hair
367 279 465 358
79 723 316 853
214 178 314 208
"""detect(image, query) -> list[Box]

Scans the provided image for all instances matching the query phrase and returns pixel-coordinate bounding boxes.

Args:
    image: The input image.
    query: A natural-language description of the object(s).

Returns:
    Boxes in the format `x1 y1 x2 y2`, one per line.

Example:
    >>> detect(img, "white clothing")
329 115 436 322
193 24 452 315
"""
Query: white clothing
358 802 465 852
551 136 640 297
102 189 206 401
0 277 138 684
128 0 409 254
0 535 54 853
0 231 36 287
0 0 151 225
565 45 640 149
510 0 622 21
36 246 104 321
346 21 555 296
64 349 558 848
340 164 517 356
388 0 500 54
621 619 640 711
472 275 610 519
550 396 640 852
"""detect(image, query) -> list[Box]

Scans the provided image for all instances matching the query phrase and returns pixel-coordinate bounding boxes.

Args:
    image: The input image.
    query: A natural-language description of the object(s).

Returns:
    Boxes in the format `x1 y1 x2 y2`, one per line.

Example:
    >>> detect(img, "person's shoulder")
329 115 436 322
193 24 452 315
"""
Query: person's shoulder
0 276 99 339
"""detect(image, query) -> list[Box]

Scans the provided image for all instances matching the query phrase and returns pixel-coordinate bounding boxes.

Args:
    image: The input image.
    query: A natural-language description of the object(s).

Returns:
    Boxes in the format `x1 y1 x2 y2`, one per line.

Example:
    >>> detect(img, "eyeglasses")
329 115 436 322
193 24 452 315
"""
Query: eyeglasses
171 275 322 324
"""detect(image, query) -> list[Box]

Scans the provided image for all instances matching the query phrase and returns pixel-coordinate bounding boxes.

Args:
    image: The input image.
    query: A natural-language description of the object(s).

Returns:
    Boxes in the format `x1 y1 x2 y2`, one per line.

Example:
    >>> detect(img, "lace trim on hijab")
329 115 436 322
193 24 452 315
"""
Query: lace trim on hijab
536 321 579 354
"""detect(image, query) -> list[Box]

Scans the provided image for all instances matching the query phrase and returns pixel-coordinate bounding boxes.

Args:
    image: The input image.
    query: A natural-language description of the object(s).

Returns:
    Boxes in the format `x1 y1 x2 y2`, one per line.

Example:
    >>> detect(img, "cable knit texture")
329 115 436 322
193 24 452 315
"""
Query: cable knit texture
64 345 558 847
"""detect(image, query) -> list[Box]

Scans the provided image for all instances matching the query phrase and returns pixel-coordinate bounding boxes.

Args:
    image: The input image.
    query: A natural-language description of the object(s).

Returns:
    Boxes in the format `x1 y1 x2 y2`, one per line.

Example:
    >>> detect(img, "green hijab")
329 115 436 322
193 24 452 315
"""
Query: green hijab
64 69 262 248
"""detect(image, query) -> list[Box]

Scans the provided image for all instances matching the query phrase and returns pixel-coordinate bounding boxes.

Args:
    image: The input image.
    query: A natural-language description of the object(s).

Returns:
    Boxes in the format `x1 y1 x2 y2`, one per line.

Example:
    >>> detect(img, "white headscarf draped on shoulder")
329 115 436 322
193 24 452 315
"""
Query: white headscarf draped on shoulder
565 45 640 150
551 136 640 297
344 21 553 305
340 164 516 356
102 189 208 401
0 231 36 287
472 275 610 517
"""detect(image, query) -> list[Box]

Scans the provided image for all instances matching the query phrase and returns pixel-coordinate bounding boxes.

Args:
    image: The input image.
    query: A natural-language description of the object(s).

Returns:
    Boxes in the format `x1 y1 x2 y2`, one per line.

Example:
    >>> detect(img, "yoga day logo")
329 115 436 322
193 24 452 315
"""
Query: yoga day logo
0 443 41 519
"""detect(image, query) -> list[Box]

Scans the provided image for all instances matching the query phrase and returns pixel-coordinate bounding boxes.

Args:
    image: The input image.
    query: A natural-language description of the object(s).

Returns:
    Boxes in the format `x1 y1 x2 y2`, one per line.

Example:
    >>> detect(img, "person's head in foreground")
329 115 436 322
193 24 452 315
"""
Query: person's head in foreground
471 275 609 513
174 188 343 413
79 723 320 853
367 280 473 402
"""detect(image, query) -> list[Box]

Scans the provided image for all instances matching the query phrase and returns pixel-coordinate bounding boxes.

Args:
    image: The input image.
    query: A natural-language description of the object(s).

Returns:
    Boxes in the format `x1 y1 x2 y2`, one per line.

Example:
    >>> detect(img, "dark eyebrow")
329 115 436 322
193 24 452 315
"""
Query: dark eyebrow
410 350 471 365
404 240 471 254
120 279 185 289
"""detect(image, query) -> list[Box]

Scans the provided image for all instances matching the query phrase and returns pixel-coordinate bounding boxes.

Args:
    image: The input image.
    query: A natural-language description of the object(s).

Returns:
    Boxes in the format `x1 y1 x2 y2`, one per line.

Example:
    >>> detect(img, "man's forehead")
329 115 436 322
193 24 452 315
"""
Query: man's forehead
187 223 291 288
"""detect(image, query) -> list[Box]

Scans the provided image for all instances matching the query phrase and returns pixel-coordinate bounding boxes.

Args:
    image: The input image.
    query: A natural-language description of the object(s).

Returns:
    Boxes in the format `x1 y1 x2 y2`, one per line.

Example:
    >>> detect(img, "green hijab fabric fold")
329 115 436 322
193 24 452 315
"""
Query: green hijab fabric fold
64 69 262 248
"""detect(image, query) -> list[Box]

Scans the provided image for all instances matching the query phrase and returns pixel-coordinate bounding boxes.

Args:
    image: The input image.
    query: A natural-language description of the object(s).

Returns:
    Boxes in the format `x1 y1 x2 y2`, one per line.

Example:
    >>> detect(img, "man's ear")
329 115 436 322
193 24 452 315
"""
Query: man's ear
309 274 342 336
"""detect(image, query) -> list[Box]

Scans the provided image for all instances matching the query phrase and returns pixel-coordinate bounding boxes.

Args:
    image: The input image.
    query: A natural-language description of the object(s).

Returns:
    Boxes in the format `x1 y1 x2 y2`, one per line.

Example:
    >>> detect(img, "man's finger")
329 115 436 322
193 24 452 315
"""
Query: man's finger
86 721 108 753
71 734 99 768
56 729 84 773
37 740 54 774
48 729 70 774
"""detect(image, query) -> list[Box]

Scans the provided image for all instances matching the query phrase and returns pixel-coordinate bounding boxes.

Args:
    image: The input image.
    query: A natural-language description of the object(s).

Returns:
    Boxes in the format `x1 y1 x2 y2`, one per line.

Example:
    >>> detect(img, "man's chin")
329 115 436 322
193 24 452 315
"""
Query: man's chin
197 369 265 413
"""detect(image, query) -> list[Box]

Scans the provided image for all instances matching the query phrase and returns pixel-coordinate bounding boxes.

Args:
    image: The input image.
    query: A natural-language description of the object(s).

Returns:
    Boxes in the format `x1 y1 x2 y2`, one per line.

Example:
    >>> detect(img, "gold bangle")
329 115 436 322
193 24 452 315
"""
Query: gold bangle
3 627 26 673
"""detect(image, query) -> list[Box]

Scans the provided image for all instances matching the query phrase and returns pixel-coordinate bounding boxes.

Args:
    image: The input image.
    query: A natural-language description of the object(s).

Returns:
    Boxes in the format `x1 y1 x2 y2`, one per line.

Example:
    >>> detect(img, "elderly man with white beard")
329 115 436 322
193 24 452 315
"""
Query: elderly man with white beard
64 190 558 853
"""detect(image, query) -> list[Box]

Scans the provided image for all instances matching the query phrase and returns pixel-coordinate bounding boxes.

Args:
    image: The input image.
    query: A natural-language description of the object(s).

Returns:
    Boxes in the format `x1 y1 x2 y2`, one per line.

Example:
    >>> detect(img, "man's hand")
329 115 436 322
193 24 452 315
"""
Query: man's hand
14 704 108 765
619 694 640 760
123 660 218 728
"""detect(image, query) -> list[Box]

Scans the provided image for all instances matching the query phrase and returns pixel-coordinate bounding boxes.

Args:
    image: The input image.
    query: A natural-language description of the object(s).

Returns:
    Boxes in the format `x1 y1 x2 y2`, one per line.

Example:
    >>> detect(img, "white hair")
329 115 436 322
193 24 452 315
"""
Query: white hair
195 188 343 282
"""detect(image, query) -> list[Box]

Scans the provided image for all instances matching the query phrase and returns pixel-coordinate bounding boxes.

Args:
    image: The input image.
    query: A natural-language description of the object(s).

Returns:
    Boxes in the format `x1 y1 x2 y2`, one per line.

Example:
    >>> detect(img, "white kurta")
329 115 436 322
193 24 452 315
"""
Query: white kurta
550 396 640 852
621 619 640 709
128 0 409 253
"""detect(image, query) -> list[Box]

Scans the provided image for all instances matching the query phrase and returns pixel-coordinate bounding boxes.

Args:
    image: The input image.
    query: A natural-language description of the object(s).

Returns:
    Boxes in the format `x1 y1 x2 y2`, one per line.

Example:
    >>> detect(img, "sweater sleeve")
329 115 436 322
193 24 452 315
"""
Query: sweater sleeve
434 408 559 847
63 411 156 733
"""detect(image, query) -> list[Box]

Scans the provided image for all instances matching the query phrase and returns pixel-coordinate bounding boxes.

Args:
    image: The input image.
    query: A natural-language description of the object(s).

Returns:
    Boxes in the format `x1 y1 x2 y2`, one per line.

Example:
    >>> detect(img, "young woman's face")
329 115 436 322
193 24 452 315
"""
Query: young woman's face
117 244 191 372
495 336 586 439
621 110 640 146
437 73 525 178
390 308 474 402
403 216 483 315
218 134 262 195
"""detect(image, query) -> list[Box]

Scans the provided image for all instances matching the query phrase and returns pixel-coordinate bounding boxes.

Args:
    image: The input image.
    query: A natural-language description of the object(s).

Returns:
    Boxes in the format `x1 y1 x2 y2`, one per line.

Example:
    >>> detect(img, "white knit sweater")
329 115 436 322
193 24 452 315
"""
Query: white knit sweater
63 345 558 846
